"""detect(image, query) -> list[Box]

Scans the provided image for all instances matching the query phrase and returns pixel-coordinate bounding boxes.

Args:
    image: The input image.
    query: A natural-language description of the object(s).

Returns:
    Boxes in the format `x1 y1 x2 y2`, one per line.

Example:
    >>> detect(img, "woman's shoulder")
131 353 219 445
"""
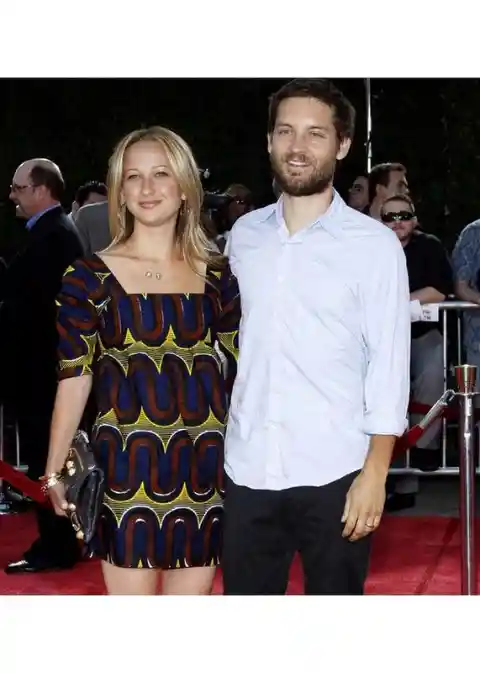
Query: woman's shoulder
206 255 238 299
65 253 104 271
207 253 233 278
62 254 109 293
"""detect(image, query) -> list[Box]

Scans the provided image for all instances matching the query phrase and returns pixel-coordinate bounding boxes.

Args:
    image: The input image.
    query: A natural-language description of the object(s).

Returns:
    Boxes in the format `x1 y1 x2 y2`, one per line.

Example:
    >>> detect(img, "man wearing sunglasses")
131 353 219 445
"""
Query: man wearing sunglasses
380 194 453 511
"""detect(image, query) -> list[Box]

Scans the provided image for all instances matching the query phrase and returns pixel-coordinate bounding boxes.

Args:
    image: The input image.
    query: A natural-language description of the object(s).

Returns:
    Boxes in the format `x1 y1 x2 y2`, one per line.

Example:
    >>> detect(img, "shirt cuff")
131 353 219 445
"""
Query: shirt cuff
364 413 408 437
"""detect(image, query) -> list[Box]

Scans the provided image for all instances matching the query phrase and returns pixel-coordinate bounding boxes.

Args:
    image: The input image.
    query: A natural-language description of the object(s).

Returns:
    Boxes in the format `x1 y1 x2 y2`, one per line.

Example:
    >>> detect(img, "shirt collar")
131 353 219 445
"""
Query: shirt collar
270 188 346 240
25 204 60 231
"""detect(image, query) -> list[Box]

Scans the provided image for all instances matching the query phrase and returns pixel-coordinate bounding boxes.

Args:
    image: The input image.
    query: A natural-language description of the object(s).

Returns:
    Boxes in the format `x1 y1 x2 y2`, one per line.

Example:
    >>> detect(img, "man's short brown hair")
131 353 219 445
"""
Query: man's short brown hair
380 193 415 217
368 162 406 204
267 78 356 143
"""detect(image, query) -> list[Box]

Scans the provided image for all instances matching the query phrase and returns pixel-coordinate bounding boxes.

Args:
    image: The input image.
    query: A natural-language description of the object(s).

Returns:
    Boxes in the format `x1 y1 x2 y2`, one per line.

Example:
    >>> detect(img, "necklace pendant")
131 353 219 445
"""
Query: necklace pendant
155 272 162 280
145 270 152 278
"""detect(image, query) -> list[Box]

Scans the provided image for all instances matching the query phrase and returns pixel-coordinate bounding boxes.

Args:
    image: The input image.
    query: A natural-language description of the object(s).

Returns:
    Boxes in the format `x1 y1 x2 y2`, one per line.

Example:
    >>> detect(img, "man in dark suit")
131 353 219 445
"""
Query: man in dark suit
1 158 84 573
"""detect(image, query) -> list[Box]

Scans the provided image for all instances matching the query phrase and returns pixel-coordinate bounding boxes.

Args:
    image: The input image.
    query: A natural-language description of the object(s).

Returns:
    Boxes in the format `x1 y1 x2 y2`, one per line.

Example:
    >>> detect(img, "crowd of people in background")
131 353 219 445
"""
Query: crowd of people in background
0 77 479 596
345 161 480 512
345 163 454 511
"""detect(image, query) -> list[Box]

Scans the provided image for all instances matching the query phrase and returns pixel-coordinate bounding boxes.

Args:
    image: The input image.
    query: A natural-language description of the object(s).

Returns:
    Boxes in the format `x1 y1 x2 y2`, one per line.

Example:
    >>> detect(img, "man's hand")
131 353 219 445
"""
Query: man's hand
341 469 386 542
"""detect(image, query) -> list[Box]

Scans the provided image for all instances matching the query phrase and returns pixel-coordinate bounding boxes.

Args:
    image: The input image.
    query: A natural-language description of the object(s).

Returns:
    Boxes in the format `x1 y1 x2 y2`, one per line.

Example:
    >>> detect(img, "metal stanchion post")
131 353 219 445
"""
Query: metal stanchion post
15 421 21 468
0 404 11 514
455 365 478 595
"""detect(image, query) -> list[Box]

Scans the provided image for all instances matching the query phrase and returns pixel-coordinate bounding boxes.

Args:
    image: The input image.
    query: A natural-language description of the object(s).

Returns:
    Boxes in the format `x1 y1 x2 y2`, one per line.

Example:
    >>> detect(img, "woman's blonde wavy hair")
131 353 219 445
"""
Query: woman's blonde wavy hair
106 126 222 274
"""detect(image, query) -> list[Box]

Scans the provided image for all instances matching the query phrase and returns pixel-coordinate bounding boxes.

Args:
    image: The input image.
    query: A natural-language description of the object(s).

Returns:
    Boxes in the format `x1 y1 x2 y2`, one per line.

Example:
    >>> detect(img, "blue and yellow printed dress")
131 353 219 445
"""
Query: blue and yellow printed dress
55 254 240 570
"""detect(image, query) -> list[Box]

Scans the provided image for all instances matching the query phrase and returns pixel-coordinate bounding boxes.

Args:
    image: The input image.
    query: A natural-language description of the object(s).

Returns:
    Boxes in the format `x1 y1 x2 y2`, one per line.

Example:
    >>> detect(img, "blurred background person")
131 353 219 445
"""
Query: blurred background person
214 183 254 252
2 158 83 574
380 194 453 511
69 180 107 223
452 218 480 385
347 173 369 212
368 162 409 221
74 200 110 255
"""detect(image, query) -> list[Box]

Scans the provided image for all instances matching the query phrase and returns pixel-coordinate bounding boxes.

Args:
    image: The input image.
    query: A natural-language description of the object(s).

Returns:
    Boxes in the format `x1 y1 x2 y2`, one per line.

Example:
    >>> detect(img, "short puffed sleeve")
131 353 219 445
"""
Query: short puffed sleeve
56 260 100 379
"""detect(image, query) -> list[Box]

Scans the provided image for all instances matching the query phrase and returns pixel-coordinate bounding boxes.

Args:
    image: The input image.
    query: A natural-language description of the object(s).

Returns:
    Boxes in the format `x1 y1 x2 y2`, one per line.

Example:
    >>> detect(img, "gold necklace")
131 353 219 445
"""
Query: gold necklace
145 270 162 280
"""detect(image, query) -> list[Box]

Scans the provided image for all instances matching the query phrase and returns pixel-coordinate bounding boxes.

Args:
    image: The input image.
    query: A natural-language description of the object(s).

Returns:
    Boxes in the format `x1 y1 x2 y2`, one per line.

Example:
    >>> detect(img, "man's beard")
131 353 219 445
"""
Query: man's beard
270 151 336 197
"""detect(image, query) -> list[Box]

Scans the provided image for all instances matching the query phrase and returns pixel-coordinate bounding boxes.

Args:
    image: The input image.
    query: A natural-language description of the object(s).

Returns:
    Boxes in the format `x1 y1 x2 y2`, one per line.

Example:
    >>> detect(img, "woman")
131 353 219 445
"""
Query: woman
43 126 240 595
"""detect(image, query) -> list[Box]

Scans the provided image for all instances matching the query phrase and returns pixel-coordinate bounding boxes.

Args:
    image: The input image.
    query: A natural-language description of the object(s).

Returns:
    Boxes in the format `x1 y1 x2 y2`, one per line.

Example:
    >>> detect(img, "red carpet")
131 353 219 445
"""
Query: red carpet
0 513 475 595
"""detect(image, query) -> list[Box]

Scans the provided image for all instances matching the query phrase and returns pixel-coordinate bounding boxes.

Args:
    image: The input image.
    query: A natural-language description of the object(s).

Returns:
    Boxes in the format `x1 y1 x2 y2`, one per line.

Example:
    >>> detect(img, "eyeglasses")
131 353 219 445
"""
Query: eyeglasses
10 183 33 193
381 210 414 223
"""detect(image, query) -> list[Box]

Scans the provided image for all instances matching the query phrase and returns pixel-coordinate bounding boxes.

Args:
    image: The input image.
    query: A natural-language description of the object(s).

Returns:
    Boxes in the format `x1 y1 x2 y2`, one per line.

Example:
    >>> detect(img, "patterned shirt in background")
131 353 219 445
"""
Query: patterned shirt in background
451 219 480 353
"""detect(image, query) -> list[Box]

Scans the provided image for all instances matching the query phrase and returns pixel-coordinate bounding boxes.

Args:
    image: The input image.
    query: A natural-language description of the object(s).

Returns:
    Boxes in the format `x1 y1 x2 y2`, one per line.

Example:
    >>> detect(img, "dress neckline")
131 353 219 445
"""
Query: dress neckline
92 253 214 298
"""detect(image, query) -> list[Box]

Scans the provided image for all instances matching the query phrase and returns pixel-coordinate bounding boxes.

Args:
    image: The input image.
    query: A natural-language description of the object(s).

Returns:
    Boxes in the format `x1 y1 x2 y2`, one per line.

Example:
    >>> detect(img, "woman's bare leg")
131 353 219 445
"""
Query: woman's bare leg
101 561 159 595
161 567 217 595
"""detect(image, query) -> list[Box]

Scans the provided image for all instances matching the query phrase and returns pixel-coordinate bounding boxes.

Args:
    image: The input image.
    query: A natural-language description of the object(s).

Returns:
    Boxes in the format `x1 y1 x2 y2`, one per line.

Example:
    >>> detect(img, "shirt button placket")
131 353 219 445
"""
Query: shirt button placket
266 240 290 487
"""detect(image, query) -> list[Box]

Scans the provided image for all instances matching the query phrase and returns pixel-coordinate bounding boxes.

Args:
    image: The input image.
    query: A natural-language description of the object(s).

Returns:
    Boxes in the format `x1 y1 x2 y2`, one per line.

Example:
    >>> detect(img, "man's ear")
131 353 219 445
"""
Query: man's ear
336 137 352 161
267 133 272 156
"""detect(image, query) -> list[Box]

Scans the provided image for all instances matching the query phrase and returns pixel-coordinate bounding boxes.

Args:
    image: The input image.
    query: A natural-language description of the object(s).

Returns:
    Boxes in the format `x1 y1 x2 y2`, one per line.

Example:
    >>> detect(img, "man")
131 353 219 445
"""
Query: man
368 162 409 220
380 195 453 511
452 219 480 381
347 173 369 212
69 180 107 223
222 79 411 595
2 158 83 573
74 199 111 255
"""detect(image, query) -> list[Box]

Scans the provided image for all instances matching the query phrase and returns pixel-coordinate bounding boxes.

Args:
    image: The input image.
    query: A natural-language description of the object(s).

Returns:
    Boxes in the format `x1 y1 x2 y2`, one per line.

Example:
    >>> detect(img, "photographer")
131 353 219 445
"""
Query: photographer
207 183 253 252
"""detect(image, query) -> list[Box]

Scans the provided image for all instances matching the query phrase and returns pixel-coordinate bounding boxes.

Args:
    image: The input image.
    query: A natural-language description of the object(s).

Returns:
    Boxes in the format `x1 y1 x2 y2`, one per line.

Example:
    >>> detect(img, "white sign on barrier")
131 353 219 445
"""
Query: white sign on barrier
421 304 439 322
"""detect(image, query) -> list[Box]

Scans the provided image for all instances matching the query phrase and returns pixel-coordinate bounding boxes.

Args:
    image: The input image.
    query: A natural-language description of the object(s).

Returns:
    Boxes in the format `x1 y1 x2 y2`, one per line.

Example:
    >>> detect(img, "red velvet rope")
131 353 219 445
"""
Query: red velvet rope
393 423 429 458
409 400 480 420
0 459 48 505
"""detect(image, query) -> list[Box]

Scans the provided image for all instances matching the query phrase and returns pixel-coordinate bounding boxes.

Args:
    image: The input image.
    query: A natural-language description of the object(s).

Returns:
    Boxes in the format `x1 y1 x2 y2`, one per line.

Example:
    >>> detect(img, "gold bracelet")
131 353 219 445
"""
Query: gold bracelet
40 472 63 494
41 471 62 481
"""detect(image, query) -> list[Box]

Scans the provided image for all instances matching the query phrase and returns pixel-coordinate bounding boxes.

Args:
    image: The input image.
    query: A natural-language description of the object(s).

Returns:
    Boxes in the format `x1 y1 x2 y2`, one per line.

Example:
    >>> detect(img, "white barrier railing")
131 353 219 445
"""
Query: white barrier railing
0 405 27 513
390 299 480 476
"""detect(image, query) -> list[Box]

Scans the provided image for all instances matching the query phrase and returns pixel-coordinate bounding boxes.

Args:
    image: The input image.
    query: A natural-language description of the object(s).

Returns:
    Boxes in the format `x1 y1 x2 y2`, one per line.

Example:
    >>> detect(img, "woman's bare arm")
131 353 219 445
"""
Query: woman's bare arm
44 376 93 475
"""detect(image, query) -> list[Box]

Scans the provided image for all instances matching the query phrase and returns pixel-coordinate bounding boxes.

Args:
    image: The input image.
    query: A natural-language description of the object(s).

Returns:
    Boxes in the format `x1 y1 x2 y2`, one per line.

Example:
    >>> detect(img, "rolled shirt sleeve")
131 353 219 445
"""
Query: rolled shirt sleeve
361 232 411 437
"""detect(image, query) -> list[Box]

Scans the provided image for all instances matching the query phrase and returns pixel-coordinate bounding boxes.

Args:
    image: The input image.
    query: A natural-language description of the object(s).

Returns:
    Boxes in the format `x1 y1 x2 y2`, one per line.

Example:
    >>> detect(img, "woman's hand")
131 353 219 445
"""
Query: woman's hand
48 480 71 517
